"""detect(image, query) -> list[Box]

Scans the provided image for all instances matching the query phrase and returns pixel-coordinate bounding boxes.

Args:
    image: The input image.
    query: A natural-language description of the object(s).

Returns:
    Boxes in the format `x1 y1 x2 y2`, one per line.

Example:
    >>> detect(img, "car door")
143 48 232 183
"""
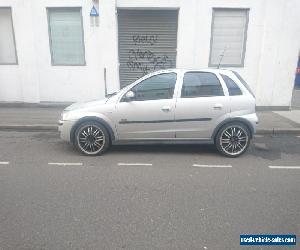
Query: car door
115 72 177 140
174 71 230 139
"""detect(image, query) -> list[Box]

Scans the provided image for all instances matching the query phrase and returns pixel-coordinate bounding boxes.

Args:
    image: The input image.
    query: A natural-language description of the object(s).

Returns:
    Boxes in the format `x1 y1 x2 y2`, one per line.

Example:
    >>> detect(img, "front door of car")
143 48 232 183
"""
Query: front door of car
174 71 230 139
115 72 177 140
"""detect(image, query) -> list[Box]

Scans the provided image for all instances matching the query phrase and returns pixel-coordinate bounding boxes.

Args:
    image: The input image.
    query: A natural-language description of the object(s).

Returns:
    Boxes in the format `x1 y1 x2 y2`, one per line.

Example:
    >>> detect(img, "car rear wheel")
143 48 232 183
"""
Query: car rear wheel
74 121 110 156
215 122 250 157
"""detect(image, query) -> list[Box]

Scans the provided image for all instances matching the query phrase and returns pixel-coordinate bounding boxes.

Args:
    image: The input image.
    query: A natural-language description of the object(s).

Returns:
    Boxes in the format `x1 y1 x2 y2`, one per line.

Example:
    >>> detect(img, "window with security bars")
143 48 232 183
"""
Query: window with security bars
209 8 249 67
47 8 85 65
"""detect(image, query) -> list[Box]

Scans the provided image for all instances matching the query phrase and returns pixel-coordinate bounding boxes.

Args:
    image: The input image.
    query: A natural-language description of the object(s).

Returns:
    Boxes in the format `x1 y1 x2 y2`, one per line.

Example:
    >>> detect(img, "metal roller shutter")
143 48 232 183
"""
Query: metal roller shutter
118 9 178 87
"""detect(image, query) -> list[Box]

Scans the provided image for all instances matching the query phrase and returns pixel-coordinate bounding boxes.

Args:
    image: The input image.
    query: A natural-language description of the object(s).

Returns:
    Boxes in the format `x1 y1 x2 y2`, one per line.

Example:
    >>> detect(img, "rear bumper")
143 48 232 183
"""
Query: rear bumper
238 113 258 134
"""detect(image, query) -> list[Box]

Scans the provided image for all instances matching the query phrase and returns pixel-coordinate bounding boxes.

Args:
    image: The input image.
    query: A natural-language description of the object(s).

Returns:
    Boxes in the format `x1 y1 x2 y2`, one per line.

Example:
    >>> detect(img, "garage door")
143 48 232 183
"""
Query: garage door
118 9 178 88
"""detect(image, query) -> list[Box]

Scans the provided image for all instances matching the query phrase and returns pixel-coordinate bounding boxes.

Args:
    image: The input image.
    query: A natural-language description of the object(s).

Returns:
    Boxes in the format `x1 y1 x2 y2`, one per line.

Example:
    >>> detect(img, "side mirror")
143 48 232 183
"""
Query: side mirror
125 91 135 101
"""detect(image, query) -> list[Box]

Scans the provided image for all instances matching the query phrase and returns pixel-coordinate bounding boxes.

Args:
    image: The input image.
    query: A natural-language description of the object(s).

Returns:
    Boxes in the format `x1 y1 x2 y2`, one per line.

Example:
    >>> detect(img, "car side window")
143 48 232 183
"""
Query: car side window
181 72 224 98
221 74 243 96
129 73 177 101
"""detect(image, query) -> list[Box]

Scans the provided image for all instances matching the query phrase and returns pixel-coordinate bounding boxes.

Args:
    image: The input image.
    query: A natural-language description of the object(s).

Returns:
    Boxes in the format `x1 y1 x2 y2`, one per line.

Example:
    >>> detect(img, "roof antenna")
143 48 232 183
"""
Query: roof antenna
217 47 227 69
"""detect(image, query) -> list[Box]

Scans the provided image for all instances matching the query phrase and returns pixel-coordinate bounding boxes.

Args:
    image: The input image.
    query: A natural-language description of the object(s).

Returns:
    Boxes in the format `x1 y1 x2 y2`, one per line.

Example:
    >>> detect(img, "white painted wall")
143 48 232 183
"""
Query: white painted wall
255 0 300 107
0 0 299 107
0 0 120 103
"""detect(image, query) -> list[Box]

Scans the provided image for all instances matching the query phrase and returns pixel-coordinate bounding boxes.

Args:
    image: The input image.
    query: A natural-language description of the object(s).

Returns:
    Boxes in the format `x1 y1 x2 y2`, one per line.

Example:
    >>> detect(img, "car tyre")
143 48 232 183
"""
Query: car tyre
215 122 251 158
74 121 110 156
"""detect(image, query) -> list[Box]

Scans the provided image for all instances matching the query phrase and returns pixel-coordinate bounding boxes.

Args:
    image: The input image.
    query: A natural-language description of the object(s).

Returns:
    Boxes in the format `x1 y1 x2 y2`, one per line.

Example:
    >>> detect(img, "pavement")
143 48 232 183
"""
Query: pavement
1 102 300 134
0 131 299 249
0 106 61 131
292 88 300 109
256 110 300 134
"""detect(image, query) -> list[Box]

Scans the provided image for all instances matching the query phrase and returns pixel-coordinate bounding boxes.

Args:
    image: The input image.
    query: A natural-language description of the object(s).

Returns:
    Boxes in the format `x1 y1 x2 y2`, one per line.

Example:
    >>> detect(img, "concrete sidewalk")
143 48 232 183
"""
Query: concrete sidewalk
0 105 300 134
0 106 62 131
292 88 300 110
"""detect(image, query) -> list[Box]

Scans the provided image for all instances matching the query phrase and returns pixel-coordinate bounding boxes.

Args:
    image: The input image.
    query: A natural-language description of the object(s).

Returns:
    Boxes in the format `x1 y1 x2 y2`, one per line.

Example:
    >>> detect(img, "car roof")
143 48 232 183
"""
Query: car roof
153 68 234 74
131 68 236 85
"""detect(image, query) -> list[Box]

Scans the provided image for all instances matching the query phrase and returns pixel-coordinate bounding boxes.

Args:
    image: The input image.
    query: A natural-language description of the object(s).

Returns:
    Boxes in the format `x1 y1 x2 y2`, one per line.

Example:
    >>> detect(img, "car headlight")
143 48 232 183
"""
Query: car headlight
60 111 70 121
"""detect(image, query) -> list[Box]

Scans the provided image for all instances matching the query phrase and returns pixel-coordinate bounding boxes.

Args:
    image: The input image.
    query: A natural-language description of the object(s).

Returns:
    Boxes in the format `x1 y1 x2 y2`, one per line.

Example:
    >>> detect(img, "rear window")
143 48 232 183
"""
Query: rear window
232 71 255 97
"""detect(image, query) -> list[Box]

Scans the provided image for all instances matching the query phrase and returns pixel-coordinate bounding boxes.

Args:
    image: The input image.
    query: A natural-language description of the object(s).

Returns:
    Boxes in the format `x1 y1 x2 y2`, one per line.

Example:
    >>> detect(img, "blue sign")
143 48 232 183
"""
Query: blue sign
90 6 99 17
240 235 296 246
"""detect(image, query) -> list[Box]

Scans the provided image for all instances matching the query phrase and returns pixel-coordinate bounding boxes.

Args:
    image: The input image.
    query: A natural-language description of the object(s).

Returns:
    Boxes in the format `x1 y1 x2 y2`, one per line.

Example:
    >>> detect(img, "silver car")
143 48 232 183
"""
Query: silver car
58 69 258 157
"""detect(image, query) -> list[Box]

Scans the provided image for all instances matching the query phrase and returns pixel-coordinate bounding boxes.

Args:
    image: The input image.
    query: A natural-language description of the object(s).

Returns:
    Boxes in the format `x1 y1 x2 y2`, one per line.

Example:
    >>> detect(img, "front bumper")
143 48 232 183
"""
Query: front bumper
58 120 77 142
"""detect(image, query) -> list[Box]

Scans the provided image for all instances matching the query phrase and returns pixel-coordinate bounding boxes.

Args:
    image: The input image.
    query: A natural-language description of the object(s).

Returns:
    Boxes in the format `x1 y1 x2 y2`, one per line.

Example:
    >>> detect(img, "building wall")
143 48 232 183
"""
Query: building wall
0 0 299 107
0 0 120 103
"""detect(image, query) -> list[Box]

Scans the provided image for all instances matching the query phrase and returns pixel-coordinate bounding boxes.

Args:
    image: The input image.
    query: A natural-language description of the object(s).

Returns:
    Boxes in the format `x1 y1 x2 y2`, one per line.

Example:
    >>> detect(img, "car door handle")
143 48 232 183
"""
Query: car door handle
213 104 223 110
161 106 171 112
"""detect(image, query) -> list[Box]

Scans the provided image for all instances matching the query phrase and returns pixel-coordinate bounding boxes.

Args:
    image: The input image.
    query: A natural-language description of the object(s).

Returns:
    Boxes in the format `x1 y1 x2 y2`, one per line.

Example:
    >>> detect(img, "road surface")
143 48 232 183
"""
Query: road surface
0 131 299 249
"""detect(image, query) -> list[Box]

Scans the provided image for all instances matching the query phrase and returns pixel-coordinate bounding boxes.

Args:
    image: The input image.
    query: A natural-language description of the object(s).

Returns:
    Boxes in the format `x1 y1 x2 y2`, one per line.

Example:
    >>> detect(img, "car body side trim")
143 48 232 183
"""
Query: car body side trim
119 118 212 124
112 139 214 145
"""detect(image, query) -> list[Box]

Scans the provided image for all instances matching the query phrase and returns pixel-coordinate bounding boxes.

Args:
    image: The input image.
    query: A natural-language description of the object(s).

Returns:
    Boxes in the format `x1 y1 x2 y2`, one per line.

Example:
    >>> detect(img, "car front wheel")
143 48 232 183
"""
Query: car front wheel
74 121 110 156
215 122 250 157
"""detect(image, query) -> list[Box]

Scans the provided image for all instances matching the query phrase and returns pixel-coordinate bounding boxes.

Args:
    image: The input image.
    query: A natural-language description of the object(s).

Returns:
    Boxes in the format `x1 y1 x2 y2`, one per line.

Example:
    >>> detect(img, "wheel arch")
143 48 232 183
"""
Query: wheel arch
212 118 254 142
70 116 115 144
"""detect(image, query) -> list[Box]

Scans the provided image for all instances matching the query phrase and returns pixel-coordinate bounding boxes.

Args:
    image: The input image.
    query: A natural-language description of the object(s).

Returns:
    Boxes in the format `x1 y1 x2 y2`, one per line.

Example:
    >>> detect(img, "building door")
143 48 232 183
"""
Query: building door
118 9 178 88
292 55 300 109
295 55 300 89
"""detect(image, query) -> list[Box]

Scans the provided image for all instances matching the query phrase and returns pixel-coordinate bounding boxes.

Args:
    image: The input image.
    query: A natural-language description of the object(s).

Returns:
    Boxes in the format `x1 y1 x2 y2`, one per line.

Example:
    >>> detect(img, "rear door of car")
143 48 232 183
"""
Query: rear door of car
174 71 230 139
225 71 256 116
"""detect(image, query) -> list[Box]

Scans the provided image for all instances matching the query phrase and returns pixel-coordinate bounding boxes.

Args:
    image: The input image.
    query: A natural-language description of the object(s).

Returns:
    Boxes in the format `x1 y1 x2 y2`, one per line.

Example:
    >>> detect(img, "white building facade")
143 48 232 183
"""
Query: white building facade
0 0 299 109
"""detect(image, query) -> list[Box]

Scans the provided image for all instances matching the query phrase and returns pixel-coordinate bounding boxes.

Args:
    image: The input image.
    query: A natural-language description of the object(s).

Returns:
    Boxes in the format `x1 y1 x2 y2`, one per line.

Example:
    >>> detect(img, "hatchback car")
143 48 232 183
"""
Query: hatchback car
58 69 258 157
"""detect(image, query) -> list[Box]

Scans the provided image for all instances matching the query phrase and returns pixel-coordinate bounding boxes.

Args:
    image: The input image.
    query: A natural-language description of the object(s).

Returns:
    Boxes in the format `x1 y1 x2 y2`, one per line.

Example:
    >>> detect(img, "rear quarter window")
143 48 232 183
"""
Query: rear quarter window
221 74 242 96
232 71 255 97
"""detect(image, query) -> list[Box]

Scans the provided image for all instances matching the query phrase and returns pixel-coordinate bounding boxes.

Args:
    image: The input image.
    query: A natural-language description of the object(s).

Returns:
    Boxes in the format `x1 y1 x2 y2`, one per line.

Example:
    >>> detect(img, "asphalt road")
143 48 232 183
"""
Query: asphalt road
0 131 299 250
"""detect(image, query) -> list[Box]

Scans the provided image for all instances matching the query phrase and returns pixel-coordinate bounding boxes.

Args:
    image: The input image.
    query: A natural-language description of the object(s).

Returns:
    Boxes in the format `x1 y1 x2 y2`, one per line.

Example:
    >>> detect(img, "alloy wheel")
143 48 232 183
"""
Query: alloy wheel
77 124 105 155
219 125 249 156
